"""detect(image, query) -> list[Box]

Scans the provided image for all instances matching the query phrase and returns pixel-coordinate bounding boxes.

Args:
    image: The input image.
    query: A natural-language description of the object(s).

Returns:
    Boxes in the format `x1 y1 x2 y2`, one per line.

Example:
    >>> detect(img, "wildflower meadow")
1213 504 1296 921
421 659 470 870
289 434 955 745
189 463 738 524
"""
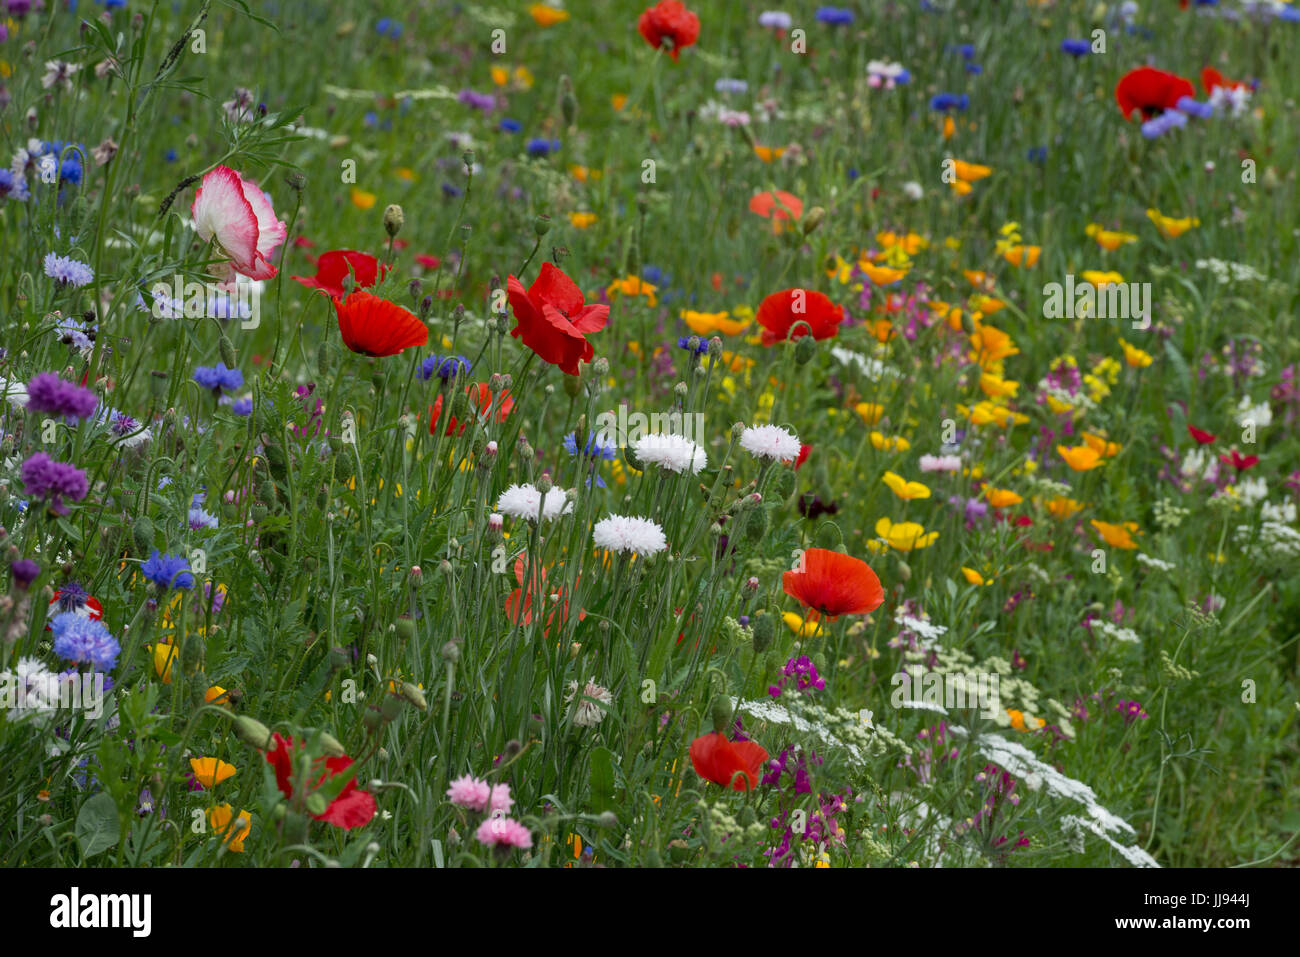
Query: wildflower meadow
2 0 1299 897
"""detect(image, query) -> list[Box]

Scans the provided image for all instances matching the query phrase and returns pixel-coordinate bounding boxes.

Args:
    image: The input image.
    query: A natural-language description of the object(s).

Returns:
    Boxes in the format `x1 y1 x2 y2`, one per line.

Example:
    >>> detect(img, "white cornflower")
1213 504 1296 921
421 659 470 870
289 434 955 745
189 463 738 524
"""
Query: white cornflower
565 678 613 728
739 424 800 462
632 433 707 474
592 515 667 557
496 483 572 522
919 454 962 473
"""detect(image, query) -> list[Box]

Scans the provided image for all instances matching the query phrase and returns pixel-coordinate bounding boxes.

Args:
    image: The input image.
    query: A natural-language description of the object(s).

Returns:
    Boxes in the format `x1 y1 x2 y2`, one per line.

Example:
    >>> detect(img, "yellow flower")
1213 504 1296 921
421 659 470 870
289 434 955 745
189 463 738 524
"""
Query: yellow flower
207 805 251 853
1057 444 1102 471
951 160 992 182
1090 519 1140 550
394 167 417 183
969 324 1019 369
1146 208 1199 239
611 93 628 111
681 309 749 336
875 518 939 552
870 431 911 452
854 402 884 425
490 66 509 86
529 3 570 26
876 231 928 256
961 567 993 586
1046 496 1084 519
569 211 597 229
1081 432 1122 458
979 373 1019 399
1045 395 1075 415
753 145 785 163
607 275 657 307
860 261 908 285
152 642 177 683
1080 270 1123 288
514 66 535 89
569 164 601 182
983 487 1023 508
350 187 377 210
1084 223 1137 251
190 758 237 788
1118 338 1153 368
782 611 824 638
882 471 931 500
943 114 956 139
205 685 233 707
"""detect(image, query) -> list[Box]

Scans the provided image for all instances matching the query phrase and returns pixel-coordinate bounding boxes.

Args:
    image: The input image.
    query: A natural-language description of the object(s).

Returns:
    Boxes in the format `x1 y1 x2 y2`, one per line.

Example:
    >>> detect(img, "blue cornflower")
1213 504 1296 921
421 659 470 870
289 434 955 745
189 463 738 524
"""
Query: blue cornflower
951 43 975 60
815 7 854 25
232 397 253 416
141 550 195 590
1175 96 1214 119
419 353 471 382
714 78 748 95
188 492 218 531
526 138 560 157
51 613 121 671
563 430 617 489
165 148 178 162
363 111 379 128
43 252 94 288
1061 38 1091 56
677 336 709 355
642 265 667 285
442 182 462 198
1027 146 1048 163
0 169 30 201
930 93 969 112
965 63 983 75
499 118 522 133
193 362 243 394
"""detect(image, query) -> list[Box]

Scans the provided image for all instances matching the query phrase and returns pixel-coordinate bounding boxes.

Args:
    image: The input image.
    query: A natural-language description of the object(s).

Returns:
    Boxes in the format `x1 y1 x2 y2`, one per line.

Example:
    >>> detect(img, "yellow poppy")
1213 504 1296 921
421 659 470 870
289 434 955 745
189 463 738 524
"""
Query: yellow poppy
1046 496 1084 519
1146 208 1199 239
208 805 251 853
882 471 931 500
1057 445 1102 471
190 758 237 788
528 3 570 26
854 402 884 425
875 518 939 552
1084 223 1136 251
350 187 377 210
1118 339 1153 368
569 211 597 229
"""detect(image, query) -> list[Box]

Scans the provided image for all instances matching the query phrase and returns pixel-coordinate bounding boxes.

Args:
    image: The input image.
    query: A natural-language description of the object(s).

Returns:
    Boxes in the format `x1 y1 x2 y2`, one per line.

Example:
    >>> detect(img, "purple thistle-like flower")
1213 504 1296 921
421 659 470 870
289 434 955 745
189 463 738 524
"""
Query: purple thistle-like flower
20 453 88 515
25 372 97 421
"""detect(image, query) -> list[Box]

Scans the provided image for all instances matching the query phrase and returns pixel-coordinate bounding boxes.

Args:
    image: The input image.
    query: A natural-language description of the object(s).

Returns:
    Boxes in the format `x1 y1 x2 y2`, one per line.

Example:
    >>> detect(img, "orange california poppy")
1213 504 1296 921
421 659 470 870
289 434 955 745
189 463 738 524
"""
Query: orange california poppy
333 291 429 357
689 732 769 791
782 547 884 620
748 190 803 223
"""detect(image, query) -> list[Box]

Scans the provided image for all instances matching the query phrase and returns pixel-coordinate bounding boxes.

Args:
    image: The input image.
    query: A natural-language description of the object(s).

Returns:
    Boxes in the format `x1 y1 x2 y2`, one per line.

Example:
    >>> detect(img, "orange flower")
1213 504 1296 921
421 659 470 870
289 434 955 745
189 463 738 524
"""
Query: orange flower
1081 432 1122 458
190 758 237 788
333 291 429 358
1046 496 1084 519
970 325 1019 368
984 487 1023 508
1057 444 1102 471
782 548 884 619
689 732 769 790
1091 519 1140 550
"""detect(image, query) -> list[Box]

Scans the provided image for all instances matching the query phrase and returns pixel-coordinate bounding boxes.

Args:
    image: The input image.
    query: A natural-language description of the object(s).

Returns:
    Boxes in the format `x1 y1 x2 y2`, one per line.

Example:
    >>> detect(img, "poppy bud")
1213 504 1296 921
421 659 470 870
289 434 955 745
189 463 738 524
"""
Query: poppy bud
710 695 732 734
534 214 551 237
795 333 819 364
231 714 274 749
306 792 330 816
399 682 427 711
801 206 826 236
132 515 154 555
441 640 461 663
251 503 269 523
218 331 237 369
381 693 404 723
742 508 769 545
563 366 583 397
751 612 776 654
148 370 168 402
285 171 307 192
505 738 522 758
394 617 416 642
318 732 347 757
258 480 278 506
317 339 330 377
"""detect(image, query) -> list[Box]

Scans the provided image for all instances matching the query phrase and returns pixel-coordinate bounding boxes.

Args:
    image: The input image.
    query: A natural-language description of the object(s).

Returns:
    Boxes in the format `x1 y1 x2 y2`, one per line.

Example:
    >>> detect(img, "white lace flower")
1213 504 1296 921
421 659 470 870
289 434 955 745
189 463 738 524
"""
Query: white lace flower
592 515 667 557
632 433 707 474
739 424 800 462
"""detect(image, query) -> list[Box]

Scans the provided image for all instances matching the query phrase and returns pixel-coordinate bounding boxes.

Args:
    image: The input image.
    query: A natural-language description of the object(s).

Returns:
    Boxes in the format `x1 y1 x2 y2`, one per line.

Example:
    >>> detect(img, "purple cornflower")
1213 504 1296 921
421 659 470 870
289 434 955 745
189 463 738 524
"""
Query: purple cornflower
10 558 40 589
50 613 120 671
457 88 496 111
141 550 194 590
43 252 94 288
193 363 243 395
25 372 98 421
20 453 88 515
53 581 90 613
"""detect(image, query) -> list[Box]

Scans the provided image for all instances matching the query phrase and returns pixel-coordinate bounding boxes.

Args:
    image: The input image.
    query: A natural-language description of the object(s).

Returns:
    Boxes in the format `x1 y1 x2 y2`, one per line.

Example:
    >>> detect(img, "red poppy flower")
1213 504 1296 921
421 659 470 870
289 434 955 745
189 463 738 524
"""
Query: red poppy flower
46 591 103 628
333 291 429 357
291 249 388 299
264 732 377 830
506 262 609 376
505 556 584 636
1219 450 1259 472
638 0 700 60
689 732 768 791
782 547 884 620
748 190 803 223
756 288 844 346
1201 67 1245 96
429 382 514 437
795 444 812 470
293 236 316 249
1188 425 1217 445
415 254 441 270
1115 67 1195 120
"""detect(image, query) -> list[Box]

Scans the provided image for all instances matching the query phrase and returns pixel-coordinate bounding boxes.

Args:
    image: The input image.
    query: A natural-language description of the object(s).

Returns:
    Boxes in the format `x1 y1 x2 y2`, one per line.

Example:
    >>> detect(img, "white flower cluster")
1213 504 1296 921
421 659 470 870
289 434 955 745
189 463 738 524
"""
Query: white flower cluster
1195 258 1265 284
1236 521 1300 560
1095 621 1141 644
1136 553 1176 572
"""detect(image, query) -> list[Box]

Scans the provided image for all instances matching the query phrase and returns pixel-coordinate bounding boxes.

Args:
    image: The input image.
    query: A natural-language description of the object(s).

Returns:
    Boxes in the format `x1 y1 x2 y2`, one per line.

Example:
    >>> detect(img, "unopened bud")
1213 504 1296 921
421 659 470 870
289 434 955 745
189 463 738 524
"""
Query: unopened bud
383 204 404 236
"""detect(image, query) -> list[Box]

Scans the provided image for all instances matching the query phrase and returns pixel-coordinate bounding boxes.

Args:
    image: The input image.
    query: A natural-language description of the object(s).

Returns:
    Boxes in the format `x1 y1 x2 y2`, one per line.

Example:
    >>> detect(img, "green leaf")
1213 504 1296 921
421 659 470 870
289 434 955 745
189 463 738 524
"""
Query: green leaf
589 746 617 815
75 793 121 859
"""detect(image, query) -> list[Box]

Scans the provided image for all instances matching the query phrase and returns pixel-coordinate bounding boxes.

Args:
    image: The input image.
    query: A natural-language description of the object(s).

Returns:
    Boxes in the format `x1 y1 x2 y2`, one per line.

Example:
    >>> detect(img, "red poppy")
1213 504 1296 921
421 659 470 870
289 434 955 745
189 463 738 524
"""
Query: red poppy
1201 67 1246 96
505 556 584 636
333 291 429 357
46 591 103 628
782 547 884 620
291 249 388 299
748 190 803 223
264 732 377 830
795 444 812 470
1219 449 1259 472
638 0 700 61
506 262 609 376
756 287 844 346
429 382 514 437
415 254 442 270
293 236 316 249
1188 425 1217 445
1115 67 1195 120
690 732 768 791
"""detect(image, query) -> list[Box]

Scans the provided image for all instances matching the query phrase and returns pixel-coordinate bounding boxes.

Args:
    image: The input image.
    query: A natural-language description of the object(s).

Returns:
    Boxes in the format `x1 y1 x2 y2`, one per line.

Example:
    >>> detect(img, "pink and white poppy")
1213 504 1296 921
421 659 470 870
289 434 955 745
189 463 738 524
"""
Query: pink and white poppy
191 165 287 283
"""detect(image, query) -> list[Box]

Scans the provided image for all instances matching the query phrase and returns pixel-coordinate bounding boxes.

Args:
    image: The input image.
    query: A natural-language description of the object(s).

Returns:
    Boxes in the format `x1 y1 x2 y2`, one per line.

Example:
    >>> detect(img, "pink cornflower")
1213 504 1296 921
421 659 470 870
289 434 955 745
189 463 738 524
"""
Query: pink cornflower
446 774 491 812
475 815 533 849
488 782 514 815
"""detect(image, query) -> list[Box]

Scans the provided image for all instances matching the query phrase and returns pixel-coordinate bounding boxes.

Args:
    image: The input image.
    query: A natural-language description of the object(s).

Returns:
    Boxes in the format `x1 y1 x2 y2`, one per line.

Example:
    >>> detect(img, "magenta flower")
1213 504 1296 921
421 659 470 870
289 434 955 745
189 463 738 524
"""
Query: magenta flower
20 453 88 515
25 372 97 421
475 815 533 850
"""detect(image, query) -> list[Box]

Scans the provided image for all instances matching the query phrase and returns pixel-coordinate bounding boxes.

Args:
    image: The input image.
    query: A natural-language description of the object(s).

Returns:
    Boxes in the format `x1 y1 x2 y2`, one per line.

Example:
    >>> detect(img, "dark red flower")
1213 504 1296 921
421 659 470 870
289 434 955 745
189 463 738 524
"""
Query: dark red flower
689 732 768 791
638 0 700 61
292 249 388 299
415 254 441 270
506 262 609 376
782 547 884 620
794 444 812 470
756 287 844 346
1188 425 1217 445
1219 449 1259 472
264 732 377 830
293 236 316 249
429 382 514 436
333 291 429 357
1115 66 1195 120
